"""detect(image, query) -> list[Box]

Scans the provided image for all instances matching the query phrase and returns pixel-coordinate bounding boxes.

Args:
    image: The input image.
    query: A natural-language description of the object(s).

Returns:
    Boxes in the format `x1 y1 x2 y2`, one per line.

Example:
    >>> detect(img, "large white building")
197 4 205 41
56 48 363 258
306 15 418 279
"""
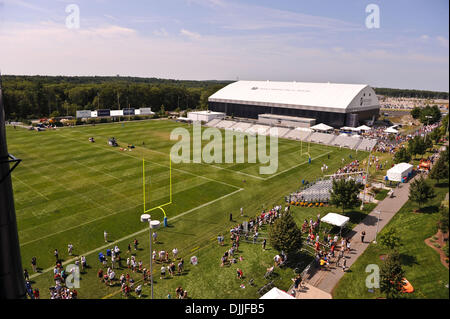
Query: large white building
208 80 380 127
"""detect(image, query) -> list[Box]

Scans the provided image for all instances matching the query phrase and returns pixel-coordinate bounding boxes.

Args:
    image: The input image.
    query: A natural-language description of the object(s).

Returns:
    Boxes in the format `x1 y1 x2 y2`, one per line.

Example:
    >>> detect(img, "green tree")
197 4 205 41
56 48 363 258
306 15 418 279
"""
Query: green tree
330 179 361 213
393 147 411 164
408 136 427 159
438 205 449 234
440 114 449 136
159 104 166 116
49 110 60 118
410 107 421 119
428 128 442 145
379 228 402 251
408 175 436 210
380 251 405 299
268 211 303 259
429 156 449 184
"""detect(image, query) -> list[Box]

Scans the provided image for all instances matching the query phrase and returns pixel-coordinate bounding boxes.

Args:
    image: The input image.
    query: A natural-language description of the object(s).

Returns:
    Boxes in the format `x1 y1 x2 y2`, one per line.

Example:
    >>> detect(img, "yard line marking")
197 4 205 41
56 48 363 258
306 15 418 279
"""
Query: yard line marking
72 160 123 182
208 164 265 180
28 187 244 280
12 175 50 201
56 132 241 190
264 150 333 180
19 176 214 246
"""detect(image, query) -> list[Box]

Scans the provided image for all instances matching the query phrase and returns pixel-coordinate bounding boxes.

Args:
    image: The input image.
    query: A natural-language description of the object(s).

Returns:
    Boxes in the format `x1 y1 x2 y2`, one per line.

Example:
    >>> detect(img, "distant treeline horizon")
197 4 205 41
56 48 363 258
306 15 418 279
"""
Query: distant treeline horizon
1 75 448 121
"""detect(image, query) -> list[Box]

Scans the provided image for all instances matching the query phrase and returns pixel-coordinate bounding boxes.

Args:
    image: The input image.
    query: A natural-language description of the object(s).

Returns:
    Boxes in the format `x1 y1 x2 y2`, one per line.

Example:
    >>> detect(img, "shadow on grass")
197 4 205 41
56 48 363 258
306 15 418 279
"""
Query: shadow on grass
400 253 419 267
434 182 449 188
417 205 439 214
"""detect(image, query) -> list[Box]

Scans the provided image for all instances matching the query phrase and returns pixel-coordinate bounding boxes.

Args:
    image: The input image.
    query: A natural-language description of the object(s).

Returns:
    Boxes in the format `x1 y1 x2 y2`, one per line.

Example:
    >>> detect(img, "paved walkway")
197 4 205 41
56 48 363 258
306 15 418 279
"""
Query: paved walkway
295 175 417 298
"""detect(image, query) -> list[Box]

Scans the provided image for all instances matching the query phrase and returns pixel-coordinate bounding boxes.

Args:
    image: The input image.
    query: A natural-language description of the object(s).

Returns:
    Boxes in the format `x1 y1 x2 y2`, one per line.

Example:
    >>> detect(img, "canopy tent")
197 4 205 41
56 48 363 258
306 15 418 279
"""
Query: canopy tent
294 127 312 132
260 287 295 299
340 126 356 131
356 125 371 131
384 127 399 134
311 123 333 132
339 133 349 136
320 213 350 236
386 162 413 182
176 117 192 122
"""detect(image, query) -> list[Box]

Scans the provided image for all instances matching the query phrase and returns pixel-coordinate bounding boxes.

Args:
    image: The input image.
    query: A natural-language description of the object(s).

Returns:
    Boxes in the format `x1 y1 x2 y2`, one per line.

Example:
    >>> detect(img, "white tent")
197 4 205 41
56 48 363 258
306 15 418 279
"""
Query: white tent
311 123 333 132
384 127 399 134
340 126 355 131
321 213 350 228
386 163 413 182
356 125 371 131
260 287 295 299
295 127 312 132
320 213 350 235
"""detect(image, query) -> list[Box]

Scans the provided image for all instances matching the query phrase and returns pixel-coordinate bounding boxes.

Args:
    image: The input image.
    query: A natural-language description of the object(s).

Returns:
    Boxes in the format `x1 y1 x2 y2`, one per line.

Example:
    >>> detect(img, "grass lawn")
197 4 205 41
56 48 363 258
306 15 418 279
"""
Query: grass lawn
374 189 389 201
7 119 370 299
333 177 449 299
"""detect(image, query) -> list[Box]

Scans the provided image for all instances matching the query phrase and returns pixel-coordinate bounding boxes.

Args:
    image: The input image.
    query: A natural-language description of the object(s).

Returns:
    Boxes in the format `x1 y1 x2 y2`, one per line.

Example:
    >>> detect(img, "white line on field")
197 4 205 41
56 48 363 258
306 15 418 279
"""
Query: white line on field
264 150 333 180
72 160 123 182
12 175 50 201
56 132 241 190
18 173 214 245
28 187 244 280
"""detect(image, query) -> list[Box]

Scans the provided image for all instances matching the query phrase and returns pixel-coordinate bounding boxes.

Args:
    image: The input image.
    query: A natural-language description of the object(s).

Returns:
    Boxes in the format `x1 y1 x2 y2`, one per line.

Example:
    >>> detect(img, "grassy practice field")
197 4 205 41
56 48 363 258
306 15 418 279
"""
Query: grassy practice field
7 119 370 299
333 178 449 299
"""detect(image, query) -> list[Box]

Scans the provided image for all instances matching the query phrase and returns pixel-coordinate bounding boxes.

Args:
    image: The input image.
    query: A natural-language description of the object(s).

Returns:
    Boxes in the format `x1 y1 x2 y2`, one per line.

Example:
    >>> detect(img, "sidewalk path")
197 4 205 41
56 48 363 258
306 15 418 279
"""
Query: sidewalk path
296 175 417 298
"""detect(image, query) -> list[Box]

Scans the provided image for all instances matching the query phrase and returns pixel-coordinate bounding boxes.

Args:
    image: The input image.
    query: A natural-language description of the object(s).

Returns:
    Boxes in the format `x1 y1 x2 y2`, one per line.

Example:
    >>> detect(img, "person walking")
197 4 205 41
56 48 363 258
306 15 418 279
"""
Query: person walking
31 257 37 273
262 239 267 251
229 213 233 222
342 257 347 272
240 207 243 217
104 231 108 243
361 230 366 243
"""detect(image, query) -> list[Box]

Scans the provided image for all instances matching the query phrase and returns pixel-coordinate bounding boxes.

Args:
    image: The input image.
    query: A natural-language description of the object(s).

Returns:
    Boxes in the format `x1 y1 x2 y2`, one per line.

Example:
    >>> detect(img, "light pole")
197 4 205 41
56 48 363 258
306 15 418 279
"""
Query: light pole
140 214 160 299
373 210 381 244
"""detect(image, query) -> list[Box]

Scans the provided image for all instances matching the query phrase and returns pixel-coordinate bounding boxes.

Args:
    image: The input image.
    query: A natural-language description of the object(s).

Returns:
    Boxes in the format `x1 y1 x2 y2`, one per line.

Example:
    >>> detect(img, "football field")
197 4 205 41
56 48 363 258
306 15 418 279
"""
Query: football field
6 119 370 298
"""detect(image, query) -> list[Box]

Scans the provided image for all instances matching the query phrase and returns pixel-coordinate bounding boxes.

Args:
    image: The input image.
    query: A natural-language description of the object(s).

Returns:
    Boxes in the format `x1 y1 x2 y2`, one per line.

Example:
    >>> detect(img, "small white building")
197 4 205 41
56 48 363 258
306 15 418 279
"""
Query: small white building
386 163 413 182
187 110 225 122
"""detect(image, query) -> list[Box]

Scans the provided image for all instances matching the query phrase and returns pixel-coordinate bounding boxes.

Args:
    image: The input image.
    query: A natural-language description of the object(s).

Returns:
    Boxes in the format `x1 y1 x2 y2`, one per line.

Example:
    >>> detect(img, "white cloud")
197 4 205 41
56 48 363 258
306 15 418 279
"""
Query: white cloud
153 28 169 37
0 20 448 91
436 36 449 48
180 28 201 40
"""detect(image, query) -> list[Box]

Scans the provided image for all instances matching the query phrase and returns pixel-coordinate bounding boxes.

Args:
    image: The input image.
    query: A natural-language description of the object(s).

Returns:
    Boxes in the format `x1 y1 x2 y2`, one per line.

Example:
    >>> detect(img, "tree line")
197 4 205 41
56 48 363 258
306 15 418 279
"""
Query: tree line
375 87 449 100
1 75 231 121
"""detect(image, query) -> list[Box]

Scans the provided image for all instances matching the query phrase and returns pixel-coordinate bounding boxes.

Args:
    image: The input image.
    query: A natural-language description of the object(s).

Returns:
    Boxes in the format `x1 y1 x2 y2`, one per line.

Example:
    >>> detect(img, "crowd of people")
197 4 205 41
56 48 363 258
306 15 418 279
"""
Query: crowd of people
333 159 362 176
301 214 353 272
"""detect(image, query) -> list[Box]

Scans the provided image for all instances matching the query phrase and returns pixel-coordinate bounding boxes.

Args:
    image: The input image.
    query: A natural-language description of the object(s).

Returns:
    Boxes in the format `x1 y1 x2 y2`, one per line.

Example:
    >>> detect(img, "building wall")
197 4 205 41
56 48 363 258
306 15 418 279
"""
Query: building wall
209 101 379 127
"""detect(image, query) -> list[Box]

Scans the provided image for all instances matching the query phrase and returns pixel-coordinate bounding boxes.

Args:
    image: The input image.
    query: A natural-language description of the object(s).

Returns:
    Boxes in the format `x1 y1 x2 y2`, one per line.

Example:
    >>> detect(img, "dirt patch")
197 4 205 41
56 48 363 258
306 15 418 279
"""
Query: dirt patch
424 230 449 269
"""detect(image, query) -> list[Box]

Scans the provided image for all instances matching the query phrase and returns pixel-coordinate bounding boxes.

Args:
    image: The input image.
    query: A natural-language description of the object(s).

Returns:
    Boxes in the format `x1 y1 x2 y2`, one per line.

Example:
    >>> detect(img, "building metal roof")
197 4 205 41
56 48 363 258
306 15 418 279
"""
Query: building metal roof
209 80 380 114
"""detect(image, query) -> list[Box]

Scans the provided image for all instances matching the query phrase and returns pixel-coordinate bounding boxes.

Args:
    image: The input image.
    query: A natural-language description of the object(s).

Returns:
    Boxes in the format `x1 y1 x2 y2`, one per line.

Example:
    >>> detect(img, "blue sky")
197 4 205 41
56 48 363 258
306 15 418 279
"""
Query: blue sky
0 0 448 91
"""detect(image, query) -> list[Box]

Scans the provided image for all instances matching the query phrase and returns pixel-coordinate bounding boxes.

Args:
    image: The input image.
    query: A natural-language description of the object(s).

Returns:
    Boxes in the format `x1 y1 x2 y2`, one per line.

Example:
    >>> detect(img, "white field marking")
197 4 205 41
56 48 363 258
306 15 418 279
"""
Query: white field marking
12 175 50 201
72 160 123 182
56 132 241 190
19 174 213 246
28 187 244 280
264 150 333 180
19 161 116 214
208 164 265 180
63 126 302 182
